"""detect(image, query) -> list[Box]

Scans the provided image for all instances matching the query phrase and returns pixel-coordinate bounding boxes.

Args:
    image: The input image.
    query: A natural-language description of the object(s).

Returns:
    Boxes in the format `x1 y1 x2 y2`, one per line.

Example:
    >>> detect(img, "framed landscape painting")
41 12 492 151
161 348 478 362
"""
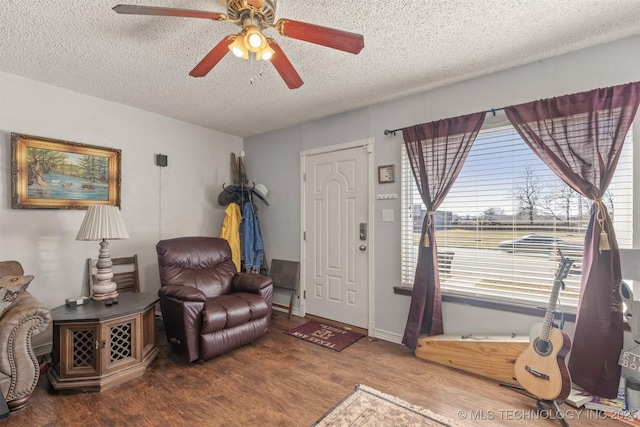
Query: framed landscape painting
11 133 121 209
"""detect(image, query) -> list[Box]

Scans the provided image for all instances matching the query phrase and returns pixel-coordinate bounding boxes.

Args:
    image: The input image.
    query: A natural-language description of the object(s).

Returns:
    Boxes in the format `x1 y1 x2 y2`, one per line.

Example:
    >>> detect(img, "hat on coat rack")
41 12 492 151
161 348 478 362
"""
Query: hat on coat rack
252 184 269 206
217 185 241 206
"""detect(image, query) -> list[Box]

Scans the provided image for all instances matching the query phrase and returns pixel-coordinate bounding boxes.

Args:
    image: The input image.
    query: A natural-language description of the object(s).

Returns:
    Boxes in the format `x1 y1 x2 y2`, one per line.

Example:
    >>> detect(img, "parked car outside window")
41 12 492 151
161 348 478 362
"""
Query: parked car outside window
499 234 565 253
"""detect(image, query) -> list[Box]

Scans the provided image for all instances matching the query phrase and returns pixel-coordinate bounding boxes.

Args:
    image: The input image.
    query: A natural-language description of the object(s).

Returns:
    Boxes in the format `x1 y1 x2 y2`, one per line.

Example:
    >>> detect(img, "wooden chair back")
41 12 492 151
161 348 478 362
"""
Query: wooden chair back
87 255 140 295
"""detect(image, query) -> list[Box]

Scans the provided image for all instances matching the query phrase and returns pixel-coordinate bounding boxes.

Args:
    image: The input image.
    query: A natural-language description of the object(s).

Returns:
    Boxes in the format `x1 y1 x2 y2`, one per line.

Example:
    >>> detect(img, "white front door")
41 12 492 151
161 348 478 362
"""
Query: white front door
302 141 371 329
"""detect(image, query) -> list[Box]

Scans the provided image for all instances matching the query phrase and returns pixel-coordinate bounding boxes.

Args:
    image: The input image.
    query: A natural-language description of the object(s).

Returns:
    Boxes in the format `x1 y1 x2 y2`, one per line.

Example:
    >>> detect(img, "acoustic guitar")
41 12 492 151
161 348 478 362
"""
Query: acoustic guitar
514 252 574 401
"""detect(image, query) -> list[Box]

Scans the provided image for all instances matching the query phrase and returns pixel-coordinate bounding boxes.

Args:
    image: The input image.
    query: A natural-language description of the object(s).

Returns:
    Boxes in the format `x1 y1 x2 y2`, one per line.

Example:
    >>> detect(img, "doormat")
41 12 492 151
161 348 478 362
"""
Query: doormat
313 384 462 426
284 320 364 352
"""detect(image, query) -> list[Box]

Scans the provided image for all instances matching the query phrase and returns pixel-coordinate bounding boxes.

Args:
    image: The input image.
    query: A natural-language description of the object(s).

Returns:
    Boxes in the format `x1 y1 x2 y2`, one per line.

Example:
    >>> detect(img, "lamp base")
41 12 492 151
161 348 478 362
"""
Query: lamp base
91 288 119 302
91 239 120 301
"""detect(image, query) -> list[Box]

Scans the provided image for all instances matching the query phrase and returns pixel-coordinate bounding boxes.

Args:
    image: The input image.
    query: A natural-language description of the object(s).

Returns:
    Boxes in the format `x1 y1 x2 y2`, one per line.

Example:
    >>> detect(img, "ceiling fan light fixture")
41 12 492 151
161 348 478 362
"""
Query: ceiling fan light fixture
248 33 262 48
244 25 266 52
232 46 247 58
229 34 249 59
256 41 275 61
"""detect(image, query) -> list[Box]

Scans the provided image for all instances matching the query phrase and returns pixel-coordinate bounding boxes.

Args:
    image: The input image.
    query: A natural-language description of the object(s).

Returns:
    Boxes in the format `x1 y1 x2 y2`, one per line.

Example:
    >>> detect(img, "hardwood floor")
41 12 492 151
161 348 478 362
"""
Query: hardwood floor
5 313 621 426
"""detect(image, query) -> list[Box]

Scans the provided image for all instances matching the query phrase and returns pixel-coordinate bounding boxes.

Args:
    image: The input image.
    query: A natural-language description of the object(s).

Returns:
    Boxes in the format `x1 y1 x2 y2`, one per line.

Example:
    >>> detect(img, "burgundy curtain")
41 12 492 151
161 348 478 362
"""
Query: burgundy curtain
401 112 486 350
505 82 640 397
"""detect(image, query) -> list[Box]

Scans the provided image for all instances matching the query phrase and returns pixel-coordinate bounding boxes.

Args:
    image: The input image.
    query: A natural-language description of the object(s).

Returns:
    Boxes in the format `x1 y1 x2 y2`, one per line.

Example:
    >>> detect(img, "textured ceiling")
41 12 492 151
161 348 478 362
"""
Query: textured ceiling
2 1 640 138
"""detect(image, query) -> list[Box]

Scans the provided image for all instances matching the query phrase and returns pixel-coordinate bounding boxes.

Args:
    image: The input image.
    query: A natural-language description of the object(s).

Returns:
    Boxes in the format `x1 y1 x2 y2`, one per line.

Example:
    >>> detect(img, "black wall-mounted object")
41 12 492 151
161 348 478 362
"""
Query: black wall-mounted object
156 154 168 167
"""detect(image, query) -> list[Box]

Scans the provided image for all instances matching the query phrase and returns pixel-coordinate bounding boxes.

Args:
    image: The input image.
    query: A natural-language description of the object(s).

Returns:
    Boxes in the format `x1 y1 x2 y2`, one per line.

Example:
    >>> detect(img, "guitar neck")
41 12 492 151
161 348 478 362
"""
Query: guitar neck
539 258 572 342
539 279 562 342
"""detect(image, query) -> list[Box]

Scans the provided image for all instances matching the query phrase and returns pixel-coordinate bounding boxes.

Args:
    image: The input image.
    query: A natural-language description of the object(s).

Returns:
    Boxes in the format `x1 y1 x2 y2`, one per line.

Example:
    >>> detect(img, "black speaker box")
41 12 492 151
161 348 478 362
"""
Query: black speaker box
156 154 168 167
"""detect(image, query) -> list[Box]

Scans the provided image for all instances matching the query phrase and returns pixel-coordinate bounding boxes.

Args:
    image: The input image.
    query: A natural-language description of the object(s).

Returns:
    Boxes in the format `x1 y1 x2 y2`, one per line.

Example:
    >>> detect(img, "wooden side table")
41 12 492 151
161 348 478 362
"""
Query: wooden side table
47 292 159 392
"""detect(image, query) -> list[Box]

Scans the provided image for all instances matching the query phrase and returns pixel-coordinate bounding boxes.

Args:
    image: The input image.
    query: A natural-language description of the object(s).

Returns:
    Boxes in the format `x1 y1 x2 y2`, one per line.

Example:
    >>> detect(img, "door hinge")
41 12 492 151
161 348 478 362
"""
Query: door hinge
303 172 306 181
303 290 306 299
303 231 306 240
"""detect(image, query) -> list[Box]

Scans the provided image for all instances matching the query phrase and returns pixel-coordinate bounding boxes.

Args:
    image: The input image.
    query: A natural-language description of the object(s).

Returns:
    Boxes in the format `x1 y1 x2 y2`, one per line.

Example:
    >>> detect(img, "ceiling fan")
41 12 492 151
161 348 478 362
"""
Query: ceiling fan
113 0 365 89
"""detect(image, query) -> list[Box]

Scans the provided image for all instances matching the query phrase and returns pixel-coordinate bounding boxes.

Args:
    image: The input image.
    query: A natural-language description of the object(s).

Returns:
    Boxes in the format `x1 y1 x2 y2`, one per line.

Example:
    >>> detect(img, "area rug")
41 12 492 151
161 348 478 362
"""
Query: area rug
313 384 461 427
285 320 364 352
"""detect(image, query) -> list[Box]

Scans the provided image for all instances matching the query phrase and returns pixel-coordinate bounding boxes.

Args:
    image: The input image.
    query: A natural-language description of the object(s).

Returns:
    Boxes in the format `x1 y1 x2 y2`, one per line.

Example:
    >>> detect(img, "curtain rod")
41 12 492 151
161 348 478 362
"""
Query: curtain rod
383 107 504 136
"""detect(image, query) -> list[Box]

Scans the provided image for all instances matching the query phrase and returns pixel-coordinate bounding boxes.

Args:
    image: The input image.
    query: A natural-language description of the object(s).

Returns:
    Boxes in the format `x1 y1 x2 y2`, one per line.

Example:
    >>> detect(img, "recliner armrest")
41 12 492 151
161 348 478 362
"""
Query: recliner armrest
232 273 272 294
158 285 206 302
0 291 51 333
0 291 51 406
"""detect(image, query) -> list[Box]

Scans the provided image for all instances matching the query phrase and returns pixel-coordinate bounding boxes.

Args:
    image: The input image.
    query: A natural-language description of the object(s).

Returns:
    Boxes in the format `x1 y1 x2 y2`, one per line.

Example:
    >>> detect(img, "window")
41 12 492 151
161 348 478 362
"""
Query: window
400 114 633 309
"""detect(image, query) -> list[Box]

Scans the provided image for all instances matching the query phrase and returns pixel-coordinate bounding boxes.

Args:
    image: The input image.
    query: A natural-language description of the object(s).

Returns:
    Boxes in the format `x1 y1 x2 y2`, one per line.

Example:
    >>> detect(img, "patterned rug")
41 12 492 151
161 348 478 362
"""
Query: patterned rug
285 320 364 352
313 385 461 427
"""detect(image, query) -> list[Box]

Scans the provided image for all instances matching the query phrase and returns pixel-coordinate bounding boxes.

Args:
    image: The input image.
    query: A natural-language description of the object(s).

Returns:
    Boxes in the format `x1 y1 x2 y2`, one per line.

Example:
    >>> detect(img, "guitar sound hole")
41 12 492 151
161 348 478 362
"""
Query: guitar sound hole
533 338 552 356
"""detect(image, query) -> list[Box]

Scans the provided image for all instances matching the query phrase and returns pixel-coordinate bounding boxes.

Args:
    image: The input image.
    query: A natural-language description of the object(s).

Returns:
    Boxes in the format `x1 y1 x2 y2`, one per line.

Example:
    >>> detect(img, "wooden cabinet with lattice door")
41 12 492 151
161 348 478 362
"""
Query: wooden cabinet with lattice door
47 292 159 392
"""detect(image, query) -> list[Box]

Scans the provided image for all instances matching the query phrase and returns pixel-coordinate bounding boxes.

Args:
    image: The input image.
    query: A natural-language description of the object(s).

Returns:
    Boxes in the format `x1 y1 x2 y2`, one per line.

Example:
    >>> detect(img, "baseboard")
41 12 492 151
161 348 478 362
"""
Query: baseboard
372 328 403 344
272 305 302 318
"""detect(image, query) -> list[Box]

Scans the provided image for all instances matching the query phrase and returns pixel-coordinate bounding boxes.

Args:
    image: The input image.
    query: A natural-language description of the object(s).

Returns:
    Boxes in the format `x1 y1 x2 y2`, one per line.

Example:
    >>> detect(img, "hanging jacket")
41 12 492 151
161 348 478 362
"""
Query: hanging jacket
220 202 242 271
242 201 263 273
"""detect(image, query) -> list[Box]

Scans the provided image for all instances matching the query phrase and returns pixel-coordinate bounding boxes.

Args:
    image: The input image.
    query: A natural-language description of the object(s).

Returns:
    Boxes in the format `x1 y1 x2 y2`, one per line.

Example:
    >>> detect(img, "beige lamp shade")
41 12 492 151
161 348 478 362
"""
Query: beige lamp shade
76 205 129 241
76 205 129 301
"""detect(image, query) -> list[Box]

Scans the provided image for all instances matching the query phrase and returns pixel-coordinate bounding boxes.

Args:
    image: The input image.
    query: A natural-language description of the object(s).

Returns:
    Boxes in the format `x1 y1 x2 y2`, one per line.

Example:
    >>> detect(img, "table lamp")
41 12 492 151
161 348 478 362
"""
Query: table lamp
76 205 129 301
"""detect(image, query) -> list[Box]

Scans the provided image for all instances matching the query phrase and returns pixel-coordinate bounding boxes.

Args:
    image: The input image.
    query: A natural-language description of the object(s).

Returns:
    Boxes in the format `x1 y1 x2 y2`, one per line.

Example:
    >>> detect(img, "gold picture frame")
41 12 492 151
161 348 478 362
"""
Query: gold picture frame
11 133 122 209
378 164 395 183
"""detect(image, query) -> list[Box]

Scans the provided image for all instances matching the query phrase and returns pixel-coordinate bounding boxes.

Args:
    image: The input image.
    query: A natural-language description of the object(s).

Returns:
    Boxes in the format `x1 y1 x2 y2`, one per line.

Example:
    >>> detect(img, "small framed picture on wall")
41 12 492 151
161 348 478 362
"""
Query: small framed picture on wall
378 164 395 183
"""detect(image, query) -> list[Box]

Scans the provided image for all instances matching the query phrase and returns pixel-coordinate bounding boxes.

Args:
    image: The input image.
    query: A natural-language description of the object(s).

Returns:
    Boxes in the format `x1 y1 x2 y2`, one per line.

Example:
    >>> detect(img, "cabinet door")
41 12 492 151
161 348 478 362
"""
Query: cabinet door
59 323 100 378
101 314 141 375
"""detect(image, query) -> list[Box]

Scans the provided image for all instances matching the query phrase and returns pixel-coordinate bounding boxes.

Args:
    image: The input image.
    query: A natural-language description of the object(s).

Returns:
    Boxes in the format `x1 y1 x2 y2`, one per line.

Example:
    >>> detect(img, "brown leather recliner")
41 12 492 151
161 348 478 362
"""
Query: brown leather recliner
156 237 273 363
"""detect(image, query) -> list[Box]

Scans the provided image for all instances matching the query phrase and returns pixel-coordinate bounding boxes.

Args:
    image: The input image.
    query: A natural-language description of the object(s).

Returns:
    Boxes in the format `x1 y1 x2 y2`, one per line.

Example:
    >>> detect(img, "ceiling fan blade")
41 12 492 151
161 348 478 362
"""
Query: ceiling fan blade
276 19 364 54
189 36 234 77
267 39 303 89
113 5 226 21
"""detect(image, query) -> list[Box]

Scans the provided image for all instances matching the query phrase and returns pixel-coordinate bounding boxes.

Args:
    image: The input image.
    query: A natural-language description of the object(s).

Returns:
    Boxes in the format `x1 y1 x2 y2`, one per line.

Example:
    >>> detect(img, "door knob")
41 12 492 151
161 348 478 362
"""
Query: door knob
359 245 367 251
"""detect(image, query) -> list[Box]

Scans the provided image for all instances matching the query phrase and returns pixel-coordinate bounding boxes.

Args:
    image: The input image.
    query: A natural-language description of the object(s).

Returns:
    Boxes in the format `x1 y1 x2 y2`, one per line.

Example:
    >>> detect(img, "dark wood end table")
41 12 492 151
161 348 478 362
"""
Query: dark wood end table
47 292 159 392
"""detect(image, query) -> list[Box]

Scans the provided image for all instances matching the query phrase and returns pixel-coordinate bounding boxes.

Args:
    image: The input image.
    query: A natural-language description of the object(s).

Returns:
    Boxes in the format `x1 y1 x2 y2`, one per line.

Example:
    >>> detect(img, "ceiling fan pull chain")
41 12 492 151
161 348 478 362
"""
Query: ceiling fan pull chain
248 56 265 85
250 55 255 85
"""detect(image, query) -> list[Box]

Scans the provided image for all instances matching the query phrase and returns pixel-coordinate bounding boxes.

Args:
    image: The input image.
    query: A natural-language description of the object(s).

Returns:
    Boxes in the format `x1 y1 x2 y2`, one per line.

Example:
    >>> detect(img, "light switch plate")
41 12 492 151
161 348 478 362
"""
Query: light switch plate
376 194 398 200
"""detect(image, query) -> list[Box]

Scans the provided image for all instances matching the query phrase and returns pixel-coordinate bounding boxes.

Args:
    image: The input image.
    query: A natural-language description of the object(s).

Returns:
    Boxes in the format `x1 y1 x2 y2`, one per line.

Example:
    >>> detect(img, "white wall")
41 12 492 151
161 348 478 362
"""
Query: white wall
244 34 640 343
0 72 242 312
2 34 639 350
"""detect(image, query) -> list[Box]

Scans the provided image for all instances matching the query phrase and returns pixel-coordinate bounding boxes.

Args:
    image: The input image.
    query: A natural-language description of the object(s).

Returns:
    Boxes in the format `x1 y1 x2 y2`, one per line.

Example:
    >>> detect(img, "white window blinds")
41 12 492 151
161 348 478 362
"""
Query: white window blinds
401 116 633 309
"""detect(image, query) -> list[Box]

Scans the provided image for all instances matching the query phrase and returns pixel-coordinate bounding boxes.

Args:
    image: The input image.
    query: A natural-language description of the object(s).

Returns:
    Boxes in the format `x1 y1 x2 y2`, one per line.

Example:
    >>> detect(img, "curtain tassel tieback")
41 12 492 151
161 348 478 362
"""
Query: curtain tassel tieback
422 211 434 248
595 199 611 252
